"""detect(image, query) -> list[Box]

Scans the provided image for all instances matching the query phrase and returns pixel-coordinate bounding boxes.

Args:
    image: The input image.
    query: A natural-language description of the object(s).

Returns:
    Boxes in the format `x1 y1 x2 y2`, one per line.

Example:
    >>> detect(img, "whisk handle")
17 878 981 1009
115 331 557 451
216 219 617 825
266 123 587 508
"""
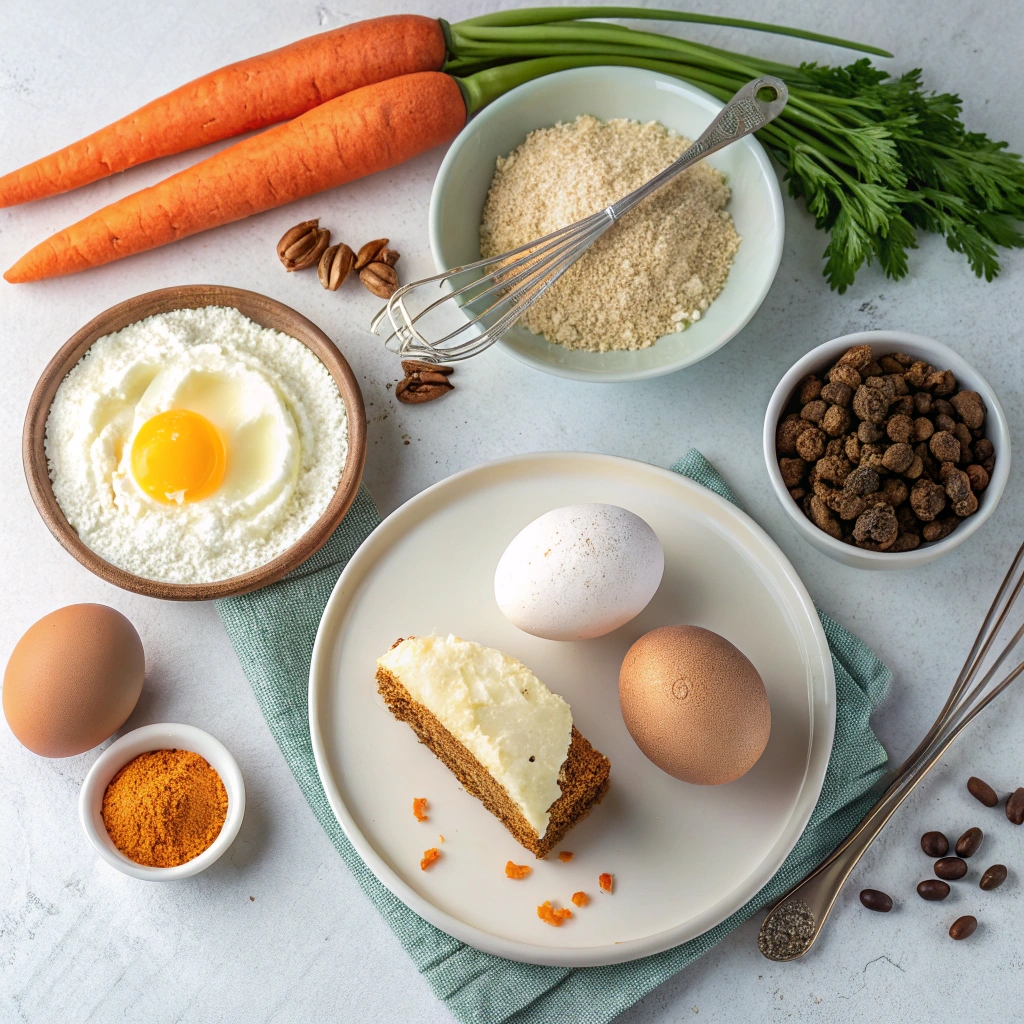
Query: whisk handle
610 75 788 221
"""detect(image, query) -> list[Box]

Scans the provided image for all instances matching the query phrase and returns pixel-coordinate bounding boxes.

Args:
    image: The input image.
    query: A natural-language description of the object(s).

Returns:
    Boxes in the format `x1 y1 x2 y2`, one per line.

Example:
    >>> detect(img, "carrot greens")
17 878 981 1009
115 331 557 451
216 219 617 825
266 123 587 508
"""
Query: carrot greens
446 9 1024 291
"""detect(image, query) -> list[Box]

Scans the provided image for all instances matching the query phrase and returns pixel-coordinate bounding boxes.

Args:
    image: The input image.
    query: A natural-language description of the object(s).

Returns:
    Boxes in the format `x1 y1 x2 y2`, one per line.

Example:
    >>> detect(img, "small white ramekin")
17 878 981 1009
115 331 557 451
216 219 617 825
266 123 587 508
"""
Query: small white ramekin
79 723 245 880
763 331 1010 570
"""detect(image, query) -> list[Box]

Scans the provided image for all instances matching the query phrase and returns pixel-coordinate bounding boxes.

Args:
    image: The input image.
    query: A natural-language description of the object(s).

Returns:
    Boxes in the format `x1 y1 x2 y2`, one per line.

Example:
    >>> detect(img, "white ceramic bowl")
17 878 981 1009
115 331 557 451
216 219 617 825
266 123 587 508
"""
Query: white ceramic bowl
79 723 245 880
763 331 1010 570
429 66 785 383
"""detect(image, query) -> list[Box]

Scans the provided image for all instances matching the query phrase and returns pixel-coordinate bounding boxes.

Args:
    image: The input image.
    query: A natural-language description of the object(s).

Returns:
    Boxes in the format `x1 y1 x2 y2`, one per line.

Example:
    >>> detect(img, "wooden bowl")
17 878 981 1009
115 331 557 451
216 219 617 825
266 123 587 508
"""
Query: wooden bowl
23 285 367 601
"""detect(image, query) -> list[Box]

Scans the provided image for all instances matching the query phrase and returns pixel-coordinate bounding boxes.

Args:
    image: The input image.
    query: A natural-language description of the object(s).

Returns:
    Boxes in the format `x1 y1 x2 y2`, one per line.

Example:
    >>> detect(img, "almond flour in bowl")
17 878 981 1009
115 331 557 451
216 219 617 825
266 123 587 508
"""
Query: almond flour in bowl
479 115 741 353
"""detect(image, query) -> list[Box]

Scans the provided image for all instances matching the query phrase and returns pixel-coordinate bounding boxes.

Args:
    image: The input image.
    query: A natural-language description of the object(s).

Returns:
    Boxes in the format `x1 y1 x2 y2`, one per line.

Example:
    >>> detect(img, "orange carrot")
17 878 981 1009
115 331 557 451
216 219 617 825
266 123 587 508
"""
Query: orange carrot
0 15 445 208
4 72 465 283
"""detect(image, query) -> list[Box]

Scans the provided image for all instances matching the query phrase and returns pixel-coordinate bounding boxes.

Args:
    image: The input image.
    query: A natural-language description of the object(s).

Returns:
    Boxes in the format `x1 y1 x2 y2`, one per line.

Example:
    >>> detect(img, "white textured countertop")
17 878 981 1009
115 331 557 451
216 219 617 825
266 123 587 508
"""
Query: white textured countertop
2 1 1022 1021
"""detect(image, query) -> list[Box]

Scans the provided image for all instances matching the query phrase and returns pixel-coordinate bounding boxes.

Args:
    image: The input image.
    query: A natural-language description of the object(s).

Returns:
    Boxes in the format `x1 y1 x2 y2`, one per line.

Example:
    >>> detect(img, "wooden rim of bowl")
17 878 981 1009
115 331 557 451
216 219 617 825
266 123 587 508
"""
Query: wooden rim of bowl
23 284 367 601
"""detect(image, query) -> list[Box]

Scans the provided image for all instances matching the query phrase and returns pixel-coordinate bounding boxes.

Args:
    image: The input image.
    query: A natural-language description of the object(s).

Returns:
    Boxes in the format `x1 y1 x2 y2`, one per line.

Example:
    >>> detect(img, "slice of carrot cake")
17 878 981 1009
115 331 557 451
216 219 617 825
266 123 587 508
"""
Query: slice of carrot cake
377 635 610 858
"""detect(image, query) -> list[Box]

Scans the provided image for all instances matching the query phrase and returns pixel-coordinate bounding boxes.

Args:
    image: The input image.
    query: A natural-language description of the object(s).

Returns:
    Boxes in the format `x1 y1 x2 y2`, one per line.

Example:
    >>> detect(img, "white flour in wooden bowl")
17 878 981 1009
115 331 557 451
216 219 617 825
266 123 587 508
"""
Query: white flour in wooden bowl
45 305 348 584
479 115 741 352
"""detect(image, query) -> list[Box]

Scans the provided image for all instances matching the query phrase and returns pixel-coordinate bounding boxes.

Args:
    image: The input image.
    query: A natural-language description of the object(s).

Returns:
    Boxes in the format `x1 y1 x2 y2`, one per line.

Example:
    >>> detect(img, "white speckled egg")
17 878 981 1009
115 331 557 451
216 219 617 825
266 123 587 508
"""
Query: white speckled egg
494 504 664 641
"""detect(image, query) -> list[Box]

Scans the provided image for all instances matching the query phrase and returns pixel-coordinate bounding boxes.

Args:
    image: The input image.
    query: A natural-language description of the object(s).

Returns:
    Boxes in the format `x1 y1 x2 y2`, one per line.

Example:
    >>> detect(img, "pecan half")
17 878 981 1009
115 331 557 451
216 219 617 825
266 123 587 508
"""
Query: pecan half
396 363 455 404
401 360 453 377
360 261 399 299
277 219 330 271
354 238 389 271
318 242 355 290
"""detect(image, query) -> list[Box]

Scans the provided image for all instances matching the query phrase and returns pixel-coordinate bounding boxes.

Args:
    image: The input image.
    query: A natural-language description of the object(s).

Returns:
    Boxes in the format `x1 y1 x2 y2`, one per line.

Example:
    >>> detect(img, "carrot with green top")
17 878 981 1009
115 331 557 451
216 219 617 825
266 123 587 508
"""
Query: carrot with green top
0 14 445 208
4 72 465 283
11 9 997 290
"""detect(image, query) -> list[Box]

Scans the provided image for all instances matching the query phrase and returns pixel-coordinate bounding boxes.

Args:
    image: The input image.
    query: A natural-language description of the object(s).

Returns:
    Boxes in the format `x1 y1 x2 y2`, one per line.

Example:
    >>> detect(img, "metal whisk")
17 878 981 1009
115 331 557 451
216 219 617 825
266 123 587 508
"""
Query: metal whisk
759 538 1024 961
370 76 788 363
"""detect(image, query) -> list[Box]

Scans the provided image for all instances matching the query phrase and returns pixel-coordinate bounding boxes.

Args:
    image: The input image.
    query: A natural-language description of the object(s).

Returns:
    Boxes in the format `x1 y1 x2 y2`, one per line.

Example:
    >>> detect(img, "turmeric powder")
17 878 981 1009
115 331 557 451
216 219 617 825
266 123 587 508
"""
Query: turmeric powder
101 748 228 867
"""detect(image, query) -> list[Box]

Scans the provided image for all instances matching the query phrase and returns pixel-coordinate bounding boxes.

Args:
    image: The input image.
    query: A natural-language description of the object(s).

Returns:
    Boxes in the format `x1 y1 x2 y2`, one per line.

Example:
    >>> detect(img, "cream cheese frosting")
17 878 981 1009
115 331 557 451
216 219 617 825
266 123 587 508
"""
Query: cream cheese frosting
378 635 573 835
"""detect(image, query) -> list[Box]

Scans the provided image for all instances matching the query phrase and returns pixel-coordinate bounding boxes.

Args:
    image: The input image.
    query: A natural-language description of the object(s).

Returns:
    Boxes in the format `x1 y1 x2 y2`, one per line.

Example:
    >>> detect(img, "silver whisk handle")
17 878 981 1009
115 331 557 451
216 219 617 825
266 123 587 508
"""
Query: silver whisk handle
610 76 788 222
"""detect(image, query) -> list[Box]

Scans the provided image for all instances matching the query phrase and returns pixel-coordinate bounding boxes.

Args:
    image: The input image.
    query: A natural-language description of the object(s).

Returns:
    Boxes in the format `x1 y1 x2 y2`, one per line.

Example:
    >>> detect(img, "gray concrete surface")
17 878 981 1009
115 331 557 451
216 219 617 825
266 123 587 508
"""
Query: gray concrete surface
2 1 1022 1020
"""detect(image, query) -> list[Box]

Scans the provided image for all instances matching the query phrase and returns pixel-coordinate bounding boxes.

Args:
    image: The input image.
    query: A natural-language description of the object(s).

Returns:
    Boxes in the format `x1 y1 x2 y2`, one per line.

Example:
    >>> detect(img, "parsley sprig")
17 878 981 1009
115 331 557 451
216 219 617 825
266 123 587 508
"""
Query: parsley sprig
448 9 1024 291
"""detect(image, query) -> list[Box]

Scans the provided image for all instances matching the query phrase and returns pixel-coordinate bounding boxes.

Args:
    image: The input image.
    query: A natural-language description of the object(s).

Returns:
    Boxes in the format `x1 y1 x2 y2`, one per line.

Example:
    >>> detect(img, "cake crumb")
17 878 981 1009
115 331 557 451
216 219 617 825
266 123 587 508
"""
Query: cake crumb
558 851 574 863
506 861 533 880
599 873 614 893
412 797 428 822
537 901 573 927
571 891 589 908
420 848 441 871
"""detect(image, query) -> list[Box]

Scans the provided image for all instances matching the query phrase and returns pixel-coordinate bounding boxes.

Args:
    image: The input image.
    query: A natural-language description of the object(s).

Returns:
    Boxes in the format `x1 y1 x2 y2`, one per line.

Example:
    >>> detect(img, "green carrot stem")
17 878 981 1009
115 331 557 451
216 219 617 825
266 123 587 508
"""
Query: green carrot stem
459 56 606 113
458 54 864 176
451 6 892 57
451 22 785 79
448 39 790 79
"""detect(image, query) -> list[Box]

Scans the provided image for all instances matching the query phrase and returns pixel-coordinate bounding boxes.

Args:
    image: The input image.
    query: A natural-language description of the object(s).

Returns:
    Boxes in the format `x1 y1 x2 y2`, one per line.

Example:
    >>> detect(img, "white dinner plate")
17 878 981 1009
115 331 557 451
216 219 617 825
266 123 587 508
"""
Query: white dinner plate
309 453 834 966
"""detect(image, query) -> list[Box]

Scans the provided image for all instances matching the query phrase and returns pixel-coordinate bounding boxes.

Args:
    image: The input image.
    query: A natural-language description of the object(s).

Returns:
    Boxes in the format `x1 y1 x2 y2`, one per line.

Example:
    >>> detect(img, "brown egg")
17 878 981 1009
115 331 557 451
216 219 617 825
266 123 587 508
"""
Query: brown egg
618 625 771 785
3 604 144 757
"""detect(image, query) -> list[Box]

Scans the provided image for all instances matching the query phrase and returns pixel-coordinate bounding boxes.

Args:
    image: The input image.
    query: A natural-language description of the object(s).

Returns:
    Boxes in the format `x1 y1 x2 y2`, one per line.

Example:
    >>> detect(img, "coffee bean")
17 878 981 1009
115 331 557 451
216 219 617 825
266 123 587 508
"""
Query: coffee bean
955 827 984 858
859 889 893 912
967 776 998 807
917 879 951 901
921 831 949 857
935 857 968 880
949 915 978 940
1007 787 1024 826
980 864 1007 891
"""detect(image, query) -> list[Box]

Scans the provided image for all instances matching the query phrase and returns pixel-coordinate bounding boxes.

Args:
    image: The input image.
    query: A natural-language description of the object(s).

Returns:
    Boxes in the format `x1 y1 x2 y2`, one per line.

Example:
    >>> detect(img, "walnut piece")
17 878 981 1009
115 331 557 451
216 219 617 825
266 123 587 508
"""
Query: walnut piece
798 375 823 405
852 385 889 424
929 431 961 463
822 405 851 437
853 503 898 550
911 479 946 522
795 427 826 462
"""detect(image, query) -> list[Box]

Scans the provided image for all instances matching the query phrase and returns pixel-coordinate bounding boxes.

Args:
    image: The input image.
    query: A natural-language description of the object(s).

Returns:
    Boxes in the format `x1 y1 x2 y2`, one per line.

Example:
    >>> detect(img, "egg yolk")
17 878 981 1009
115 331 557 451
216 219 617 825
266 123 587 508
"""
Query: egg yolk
130 409 226 504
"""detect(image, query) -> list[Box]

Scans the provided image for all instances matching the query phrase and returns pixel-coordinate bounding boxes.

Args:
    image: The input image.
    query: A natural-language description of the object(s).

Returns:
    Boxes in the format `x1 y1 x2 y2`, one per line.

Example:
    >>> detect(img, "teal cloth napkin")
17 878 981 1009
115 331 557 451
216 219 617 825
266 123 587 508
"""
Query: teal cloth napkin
217 450 890 1024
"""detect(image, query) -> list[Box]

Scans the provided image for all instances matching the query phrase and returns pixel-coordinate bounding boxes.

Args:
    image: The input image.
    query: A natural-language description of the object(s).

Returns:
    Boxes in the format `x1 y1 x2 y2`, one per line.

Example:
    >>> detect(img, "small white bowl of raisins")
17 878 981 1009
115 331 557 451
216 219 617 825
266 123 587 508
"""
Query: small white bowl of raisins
764 331 1010 570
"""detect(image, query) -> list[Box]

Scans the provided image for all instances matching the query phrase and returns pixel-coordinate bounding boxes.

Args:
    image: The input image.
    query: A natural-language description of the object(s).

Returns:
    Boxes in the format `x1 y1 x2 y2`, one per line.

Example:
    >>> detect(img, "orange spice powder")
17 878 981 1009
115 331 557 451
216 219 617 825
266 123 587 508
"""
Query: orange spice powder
101 748 227 867
537 901 573 927
505 860 532 879
571 891 590 908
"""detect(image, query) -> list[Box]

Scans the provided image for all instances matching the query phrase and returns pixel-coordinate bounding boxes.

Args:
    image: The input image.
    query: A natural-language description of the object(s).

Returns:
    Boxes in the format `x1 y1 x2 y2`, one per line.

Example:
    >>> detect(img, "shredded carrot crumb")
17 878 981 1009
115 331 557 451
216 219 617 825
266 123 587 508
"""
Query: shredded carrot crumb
537 901 573 927
505 861 533 879
571 891 589 908
599 873 614 893
558 851 574 863
412 797 428 822
420 848 441 870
